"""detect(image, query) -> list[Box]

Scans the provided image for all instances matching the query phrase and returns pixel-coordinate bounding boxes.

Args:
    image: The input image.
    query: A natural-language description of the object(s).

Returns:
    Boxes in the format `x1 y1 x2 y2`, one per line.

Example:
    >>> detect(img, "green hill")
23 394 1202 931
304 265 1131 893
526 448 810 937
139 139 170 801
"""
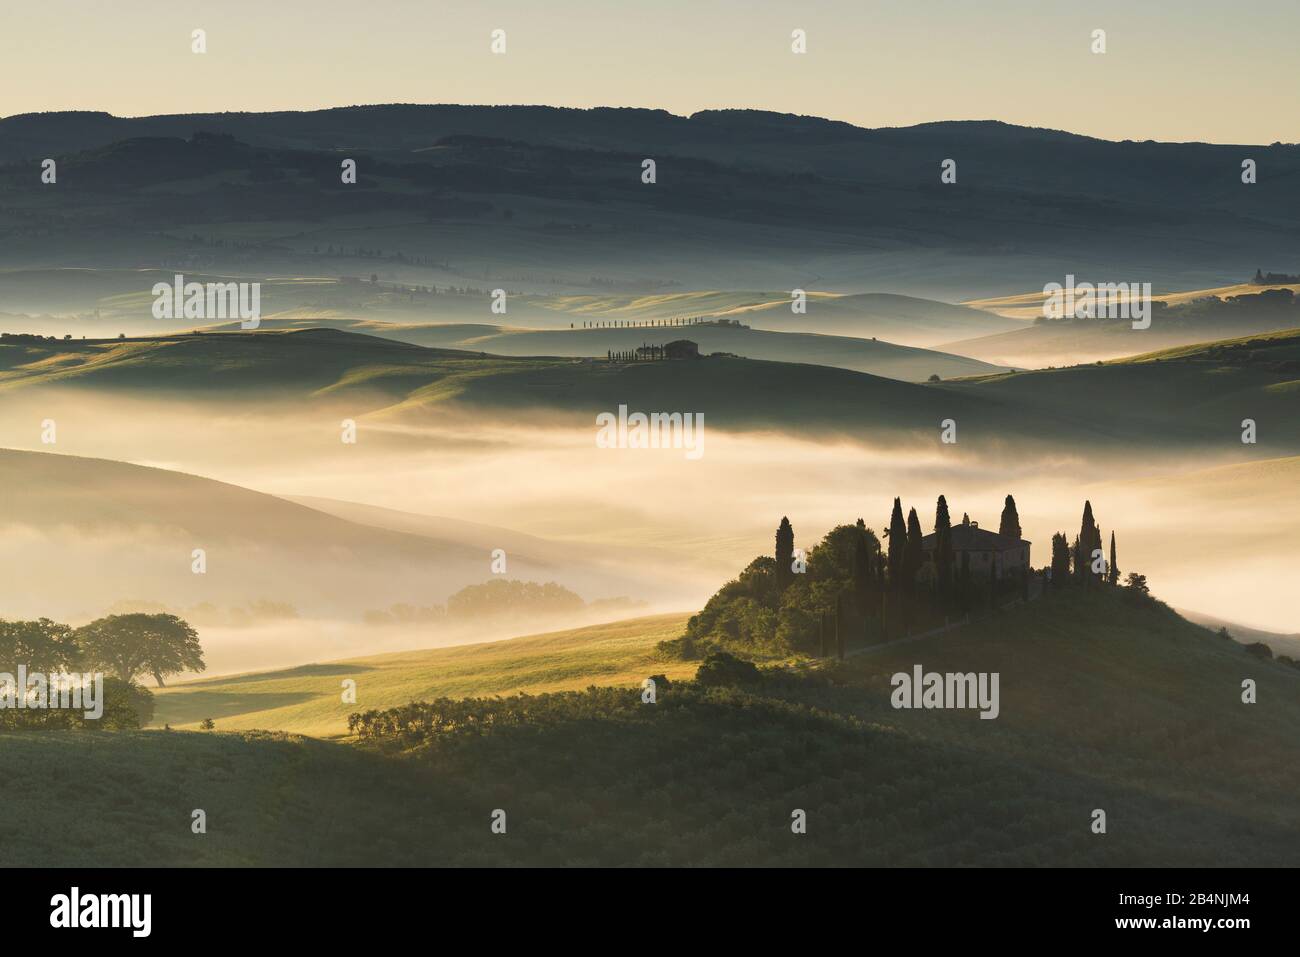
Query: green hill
5 588 1298 865
530 291 1022 346
151 614 695 736
202 317 1007 382
0 328 1039 445
941 328 1300 448
945 289 1300 367
708 292 1023 345
4 326 1298 452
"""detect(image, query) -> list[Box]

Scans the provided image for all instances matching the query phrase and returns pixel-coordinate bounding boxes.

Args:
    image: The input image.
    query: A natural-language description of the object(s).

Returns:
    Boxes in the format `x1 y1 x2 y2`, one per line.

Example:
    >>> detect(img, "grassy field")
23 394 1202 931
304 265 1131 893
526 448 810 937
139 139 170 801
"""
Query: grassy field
4 588 1299 866
947 285 1300 366
4 325 1297 453
0 327 1035 443
940 328 1300 447
153 613 695 737
964 282 1300 320
533 291 1022 345
213 316 1007 381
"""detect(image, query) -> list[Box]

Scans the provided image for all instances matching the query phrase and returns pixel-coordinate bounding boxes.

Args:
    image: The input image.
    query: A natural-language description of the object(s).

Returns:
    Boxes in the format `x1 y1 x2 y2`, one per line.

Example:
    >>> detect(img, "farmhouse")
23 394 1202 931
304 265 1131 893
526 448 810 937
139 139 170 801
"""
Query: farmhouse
921 516 1029 579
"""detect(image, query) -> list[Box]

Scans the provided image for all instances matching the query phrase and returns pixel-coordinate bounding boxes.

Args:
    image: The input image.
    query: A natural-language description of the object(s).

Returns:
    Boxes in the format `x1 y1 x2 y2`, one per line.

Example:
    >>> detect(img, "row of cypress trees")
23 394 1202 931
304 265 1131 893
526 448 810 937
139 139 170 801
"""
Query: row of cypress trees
1049 500 1120 586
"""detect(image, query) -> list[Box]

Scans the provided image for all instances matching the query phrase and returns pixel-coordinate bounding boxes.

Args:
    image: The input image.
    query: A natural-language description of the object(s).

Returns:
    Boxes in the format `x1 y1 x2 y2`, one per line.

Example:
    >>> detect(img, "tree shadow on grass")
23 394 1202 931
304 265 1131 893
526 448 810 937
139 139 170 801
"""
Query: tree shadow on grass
150 689 321 727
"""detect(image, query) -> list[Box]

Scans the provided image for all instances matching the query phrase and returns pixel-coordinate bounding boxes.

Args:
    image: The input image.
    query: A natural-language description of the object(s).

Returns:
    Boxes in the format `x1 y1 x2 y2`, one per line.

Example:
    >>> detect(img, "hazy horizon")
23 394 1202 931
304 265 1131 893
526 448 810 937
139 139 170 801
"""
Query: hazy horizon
4 0 1300 145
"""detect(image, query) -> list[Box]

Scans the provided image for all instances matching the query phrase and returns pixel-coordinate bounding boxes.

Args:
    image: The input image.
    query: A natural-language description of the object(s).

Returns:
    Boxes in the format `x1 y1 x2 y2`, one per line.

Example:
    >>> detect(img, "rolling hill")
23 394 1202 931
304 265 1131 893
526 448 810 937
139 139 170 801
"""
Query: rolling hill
939 328 1300 449
0 448 654 648
151 613 695 736
0 328 1045 445
966 281 1300 320
204 316 1008 381
1178 610 1300 660
5 325 1298 455
5 587 1298 866
6 107 1300 297
950 283 1300 366
528 291 1024 346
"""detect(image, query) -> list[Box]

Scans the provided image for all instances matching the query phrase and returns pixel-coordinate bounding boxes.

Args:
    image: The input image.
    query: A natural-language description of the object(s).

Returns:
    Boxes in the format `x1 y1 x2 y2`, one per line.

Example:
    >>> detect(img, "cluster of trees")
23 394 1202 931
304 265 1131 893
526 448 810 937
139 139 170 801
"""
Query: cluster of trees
104 599 296 629
666 495 1148 660
447 579 584 620
350 665 758 745
1045 499 1146 593
0 677 155 730
365 580 588 627
0 613 204 729
583 318 701 329
665 495 1038 660
0 614 203 688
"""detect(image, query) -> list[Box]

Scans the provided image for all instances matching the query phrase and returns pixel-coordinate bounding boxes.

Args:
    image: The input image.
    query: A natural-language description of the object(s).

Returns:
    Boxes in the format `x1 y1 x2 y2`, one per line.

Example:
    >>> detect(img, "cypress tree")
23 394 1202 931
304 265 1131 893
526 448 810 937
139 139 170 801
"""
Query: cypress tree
1050 532 1070 585
934 495 954 597
905 507 924 594
999 494 1021 540
775 517 795 591
887 498 907 591
852 519 872 607
1108 531 1120 586
1078 501 1102 584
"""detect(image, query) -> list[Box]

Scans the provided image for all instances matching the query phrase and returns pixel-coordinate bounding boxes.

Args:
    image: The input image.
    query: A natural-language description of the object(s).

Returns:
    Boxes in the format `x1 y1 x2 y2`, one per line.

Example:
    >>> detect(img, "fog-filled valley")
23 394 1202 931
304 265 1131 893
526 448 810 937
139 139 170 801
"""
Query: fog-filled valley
2 358 1295 679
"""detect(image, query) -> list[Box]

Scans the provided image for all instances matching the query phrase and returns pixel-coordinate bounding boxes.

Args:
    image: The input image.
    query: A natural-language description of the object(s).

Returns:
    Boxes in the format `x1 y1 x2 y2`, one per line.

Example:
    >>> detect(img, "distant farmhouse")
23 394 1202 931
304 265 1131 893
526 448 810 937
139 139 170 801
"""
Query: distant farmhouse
922 515 1030 579
624 339 700 361
1252 268 1300 285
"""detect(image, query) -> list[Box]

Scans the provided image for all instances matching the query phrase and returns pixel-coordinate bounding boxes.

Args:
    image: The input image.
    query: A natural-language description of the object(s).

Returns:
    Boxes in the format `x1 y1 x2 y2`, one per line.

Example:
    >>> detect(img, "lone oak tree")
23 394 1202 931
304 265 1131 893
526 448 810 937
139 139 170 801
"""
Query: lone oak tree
75 614 204 687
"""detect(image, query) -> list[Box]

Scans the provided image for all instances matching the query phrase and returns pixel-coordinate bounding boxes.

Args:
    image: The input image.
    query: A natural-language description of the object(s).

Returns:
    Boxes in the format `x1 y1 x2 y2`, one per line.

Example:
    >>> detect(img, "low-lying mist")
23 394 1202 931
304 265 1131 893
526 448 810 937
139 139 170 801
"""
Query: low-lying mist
1 390 1294 680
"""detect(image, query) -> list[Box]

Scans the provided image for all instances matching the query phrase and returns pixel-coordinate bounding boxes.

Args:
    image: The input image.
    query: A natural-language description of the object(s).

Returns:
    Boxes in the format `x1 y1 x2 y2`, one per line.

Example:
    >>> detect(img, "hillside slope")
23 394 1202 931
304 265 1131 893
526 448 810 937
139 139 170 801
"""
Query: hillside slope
530 291 1023 346
941 328 1300 449
223 316 1008 381
949 285 1300 366
5 589 1298 866
0 328 1045 445
152 613 695 736
5 326 1298 453
0 448 644 644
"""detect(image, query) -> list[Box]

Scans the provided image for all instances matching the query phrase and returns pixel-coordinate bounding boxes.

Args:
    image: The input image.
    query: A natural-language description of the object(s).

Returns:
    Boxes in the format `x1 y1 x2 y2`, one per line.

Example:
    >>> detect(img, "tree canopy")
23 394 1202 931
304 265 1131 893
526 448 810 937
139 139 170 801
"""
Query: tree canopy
0 618 81 675
76 613 204 688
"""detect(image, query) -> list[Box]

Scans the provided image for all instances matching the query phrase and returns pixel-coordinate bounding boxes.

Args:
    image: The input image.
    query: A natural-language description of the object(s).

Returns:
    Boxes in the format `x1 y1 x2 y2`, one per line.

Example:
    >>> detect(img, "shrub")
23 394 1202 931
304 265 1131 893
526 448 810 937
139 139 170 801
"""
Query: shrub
694 651 762 687
0 676 152 730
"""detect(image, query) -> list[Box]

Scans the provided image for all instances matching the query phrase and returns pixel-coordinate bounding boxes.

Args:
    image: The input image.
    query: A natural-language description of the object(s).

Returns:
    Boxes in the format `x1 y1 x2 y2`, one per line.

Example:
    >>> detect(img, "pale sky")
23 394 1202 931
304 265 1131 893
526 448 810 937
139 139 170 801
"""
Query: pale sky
2 0 1297 144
